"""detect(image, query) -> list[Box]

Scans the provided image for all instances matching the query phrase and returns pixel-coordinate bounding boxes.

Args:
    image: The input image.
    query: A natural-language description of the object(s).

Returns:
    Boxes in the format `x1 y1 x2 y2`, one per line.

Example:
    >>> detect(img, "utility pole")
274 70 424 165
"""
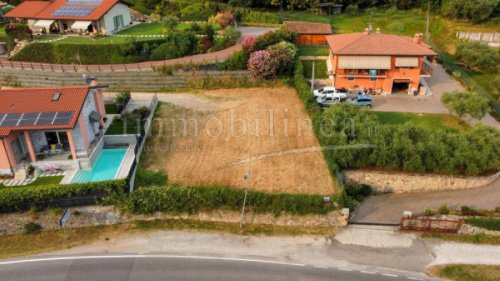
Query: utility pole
425 2 431 43
311 61 315 93
368 10 374 31
239 173 250 229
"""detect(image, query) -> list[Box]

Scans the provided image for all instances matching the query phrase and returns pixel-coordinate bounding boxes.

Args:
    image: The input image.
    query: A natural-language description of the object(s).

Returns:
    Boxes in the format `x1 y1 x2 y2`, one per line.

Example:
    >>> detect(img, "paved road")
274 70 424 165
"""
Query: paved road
0 255 434 281
352 178 500 223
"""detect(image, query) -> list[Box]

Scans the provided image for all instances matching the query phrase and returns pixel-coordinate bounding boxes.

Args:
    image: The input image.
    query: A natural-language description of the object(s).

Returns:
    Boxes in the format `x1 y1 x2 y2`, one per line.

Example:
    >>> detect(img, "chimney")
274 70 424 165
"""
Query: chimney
413 33 422 44
376 27 381 34
364 28 370 35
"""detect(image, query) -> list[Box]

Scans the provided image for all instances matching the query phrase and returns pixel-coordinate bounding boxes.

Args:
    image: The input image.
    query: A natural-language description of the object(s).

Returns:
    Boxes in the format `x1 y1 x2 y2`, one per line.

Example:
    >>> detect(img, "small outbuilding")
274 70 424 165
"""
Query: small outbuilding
283 21 333 46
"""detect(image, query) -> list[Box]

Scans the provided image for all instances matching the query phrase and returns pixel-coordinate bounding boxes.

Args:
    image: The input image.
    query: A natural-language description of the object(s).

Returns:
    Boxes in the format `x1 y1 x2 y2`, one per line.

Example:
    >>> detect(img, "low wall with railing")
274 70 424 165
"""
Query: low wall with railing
344 169 500 193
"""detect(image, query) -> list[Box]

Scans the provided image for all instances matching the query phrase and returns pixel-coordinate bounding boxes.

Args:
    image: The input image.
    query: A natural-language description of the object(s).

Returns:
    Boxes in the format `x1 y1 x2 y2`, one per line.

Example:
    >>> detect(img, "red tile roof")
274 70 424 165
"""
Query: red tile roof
5 0 123 21
0 86 91 137
326 32 437 56
284 21 332 35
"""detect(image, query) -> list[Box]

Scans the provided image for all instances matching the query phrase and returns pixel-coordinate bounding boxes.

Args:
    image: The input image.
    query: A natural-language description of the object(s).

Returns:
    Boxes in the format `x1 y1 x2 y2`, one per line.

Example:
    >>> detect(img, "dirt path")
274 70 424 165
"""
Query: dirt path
140 87 338 195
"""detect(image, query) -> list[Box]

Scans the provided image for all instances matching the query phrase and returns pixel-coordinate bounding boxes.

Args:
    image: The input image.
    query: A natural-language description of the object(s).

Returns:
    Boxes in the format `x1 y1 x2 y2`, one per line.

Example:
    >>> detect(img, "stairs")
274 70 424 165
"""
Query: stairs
9 40 30 58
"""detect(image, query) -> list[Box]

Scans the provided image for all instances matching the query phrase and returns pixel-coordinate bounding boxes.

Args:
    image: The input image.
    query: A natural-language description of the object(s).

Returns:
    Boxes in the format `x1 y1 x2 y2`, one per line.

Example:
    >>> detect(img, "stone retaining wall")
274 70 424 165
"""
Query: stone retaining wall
344 169 500 193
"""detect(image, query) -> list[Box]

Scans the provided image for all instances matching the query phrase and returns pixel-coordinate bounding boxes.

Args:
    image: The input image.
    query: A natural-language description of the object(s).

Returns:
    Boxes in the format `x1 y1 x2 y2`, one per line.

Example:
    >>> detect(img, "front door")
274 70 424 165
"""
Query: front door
11 136 27 163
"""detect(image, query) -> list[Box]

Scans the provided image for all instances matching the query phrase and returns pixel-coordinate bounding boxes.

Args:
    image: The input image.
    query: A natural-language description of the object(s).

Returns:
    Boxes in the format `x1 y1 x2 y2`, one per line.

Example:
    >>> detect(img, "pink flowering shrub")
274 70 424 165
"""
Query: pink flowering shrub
211 11 236 29
242 35 257 53
267 41 297 75
248 50 278 79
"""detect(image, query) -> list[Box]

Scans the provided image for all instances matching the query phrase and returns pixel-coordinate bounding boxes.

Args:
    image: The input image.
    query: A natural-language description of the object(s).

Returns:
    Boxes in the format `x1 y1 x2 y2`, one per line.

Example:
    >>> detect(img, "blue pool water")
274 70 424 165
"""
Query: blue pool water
71 149 127 183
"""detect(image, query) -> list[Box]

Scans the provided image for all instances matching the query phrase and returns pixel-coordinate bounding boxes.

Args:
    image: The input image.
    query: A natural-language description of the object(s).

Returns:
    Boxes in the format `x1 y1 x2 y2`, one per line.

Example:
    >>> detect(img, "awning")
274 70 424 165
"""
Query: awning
338 56 391 70
89 111 102 123
395 57 419 68
71 21 92 30
33 20 54 30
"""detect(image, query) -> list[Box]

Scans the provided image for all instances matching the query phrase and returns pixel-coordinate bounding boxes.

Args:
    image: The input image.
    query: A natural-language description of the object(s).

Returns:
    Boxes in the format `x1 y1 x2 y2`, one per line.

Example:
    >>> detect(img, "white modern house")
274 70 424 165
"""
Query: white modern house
5 0 131 35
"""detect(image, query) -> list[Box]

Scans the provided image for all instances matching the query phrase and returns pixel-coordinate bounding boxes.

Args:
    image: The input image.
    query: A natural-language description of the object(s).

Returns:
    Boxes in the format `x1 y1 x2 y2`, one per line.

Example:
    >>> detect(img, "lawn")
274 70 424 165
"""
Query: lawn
105 118 142 135
302 60 328 79
297 46 330 57
430 264 500 281
375 112 469 131
140 87 338 195
116 22 220 36
105 104 121 114
0 176 63 188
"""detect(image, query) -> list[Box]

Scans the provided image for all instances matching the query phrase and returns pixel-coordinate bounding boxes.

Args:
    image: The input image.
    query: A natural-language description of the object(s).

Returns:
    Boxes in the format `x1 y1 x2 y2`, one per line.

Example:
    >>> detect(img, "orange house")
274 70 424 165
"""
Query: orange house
284 21 332 45
0 85 107 177
326 29 437 94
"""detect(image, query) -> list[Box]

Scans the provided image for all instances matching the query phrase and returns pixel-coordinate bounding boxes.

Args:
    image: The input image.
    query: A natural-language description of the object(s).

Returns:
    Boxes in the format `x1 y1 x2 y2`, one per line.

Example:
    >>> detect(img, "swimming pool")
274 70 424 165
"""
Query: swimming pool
71 149 127 183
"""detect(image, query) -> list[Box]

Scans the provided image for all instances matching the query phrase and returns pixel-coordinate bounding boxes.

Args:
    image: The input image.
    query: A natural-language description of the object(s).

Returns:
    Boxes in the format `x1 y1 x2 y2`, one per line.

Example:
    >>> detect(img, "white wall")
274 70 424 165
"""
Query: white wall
100 3 131 34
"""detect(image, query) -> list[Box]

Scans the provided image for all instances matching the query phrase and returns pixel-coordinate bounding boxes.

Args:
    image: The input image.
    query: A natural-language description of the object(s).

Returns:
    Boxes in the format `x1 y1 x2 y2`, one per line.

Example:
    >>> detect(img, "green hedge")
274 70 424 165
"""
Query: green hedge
465 217 500 231
0 180 126 211
119 185 336 216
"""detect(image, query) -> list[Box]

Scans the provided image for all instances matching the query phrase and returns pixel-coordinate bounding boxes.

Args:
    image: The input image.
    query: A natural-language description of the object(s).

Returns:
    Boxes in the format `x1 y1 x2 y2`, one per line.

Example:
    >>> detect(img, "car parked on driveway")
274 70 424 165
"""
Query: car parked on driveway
346 94 372 108
313 87 348 100
317 95 342 108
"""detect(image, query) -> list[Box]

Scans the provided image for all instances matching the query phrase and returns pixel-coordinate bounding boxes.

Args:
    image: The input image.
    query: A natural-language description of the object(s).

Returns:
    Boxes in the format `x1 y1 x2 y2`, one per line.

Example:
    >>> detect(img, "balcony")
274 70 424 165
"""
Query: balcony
421 60 433 77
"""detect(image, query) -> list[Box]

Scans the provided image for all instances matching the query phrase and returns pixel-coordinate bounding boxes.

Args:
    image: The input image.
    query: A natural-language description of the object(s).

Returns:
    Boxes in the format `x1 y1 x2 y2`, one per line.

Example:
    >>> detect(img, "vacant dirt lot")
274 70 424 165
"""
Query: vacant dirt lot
141 87 337 195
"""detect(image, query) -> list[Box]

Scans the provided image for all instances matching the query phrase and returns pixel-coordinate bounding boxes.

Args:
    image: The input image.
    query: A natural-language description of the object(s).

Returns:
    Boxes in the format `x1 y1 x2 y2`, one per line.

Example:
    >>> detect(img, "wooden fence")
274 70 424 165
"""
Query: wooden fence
400 217 463 233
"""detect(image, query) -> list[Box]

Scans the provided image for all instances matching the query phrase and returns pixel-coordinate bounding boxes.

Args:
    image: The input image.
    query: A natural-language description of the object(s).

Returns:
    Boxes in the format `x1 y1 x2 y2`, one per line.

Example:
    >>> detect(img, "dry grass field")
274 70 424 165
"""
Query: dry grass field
140 87 337 195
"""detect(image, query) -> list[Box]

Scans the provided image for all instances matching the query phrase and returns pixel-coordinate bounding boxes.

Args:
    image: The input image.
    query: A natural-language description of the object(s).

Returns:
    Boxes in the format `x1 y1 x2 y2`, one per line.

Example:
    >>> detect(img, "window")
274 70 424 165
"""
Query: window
113 15 124 30
348 77 355 81
370 77 377 81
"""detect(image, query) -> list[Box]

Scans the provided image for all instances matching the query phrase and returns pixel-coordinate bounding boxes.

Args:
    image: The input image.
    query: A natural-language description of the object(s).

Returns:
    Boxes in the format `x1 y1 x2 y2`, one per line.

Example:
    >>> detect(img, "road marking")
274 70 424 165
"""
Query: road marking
336 268 353 272
407 277 424 280
0 255 306 268
313 265 328 269
360 270 376 274
382 273 399 278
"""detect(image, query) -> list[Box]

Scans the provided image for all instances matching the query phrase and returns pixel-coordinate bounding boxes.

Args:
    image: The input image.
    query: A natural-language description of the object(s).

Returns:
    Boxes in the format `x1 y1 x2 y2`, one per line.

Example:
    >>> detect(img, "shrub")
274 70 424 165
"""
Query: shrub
253 26 297 51
23 222 42 235
201 23 215 41
465 217 500 231
495 206 500 213
266 41 297 75
114 90 131 112
439 204 450 215
441 91 490 121
150 31 198 60
220 50 248 70
0 180 125 212
211 27 241 51
132 106 151 119
441 0 498 23
461 205 478 215
248 50 278 79
490 76 500 94
119 185 336 216
344 182 372 202
293 60 316 112
345 4 360 16
210 11 236 28
135 170 168 188
180 3 215 21
4 23 32 50
424 208 436 216
161 15 180 32
242 35 257 53
238 9 281 24
455 41 499 73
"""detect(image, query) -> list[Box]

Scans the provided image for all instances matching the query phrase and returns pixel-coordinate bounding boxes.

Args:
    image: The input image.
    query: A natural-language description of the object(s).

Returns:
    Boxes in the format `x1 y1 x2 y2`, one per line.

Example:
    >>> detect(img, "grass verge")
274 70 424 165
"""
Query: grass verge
105 104 121 114
421 232 500 245
302 60 328 79
297 46 330 57
374 112 469 131
0 219 334 259
429 264 500 281
465 217 500 231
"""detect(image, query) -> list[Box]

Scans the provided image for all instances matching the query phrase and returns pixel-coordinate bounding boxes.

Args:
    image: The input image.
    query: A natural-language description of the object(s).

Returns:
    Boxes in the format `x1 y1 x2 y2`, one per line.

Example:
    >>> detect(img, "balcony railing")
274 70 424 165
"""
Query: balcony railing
421 60 433 76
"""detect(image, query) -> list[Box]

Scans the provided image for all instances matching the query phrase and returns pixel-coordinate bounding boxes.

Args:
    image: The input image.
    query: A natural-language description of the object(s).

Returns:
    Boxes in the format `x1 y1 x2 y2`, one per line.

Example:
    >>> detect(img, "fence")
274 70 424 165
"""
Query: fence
400 217 463 233
0 44 242 73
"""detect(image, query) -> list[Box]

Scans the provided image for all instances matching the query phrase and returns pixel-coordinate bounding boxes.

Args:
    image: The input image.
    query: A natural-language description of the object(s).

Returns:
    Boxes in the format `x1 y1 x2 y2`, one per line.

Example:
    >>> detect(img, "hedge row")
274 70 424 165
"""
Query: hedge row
119 185 337 216
465 217 500 231
0 180 126 211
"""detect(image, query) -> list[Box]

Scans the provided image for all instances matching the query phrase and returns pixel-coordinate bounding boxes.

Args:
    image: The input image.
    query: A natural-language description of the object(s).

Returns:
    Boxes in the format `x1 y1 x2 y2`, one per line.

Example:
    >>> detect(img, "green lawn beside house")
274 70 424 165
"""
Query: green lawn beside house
302 60 328 79
375 112 469 132
115 22 220 36
297 46 330 57
0 176 63 188
105 104 121 114
105 118 141 135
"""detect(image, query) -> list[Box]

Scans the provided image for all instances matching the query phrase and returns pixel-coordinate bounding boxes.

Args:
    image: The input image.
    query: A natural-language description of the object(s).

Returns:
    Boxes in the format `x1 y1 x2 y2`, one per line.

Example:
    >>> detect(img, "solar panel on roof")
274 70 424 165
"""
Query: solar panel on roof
18 119 37 126
52 6 95 17
39 112 56 119
0 111 75 128
67 0 102 6
4 113 23 120
35 118 54 126
1 119 20 127
57 112 73 118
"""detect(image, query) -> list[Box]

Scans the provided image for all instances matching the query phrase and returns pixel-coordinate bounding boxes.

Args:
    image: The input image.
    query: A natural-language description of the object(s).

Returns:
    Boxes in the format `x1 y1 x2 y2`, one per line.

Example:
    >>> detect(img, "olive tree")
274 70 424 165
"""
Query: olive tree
441 91 490 122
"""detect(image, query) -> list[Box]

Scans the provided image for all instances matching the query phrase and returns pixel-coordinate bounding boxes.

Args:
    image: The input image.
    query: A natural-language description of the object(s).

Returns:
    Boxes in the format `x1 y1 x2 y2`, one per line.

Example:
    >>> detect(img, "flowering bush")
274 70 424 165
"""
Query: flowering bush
242 35 257 53
267 41 297 75
253 26 296 51
248 50 278 79
210 11 236 29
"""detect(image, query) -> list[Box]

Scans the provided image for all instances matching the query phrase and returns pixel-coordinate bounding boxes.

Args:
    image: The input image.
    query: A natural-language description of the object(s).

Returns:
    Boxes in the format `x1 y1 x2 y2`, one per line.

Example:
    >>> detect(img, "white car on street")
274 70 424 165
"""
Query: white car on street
313 87 348 100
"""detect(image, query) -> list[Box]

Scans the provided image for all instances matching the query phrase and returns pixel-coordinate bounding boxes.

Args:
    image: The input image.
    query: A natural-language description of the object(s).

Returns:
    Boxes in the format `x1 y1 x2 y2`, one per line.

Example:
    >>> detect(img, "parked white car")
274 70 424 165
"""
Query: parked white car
313 87 348 100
